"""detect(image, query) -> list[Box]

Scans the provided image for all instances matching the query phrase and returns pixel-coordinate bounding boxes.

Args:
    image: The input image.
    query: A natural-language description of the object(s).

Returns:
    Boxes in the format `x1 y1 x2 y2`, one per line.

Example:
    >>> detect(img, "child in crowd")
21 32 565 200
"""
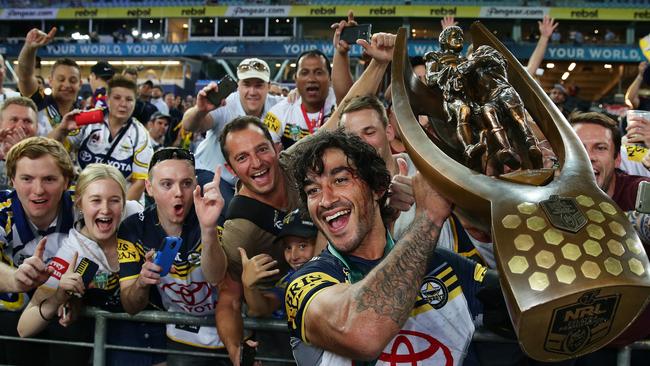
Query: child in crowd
240 209 317 318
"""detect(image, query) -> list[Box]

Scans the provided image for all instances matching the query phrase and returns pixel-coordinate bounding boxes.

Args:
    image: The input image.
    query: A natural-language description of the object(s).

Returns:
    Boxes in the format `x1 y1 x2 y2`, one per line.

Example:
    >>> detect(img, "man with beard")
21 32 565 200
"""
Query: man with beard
210 116 301 364
118 147 228 366
17 28 82 136
264 50 336 149
286 130 493 365
183 58 282 215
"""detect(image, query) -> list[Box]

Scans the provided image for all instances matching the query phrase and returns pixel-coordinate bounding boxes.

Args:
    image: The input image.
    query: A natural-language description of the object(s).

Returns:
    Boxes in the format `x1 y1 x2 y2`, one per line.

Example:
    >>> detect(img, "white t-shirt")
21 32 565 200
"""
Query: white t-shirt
263 87 336 145
619 144 650 178
151 98 169 115
0 89 21 105
195 91 283 185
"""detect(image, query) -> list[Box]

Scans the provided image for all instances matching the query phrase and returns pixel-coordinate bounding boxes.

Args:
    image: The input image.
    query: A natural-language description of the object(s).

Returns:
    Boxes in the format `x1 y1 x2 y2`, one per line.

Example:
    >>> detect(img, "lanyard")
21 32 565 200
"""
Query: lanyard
300 104 323 134
327 231 395 284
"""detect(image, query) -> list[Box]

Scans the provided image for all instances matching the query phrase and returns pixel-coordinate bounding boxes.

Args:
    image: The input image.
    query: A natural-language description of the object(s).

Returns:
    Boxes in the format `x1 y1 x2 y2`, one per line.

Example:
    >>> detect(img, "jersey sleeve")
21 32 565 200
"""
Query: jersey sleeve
26 88 47 111
285 258 345 343
65 124 88 149
44 241 77 290
131 122 153 181
432 248 488 317
263 107 283 143
117 218 146 283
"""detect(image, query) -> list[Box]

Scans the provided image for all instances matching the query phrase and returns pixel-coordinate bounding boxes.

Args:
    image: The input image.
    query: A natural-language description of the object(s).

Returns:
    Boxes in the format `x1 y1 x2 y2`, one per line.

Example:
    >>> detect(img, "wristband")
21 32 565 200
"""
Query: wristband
38 298 55 322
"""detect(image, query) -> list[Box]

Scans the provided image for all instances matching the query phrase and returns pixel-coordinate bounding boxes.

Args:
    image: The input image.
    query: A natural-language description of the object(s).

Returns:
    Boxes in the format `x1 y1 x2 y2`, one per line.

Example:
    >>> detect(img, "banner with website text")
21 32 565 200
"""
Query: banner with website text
0 5 648 21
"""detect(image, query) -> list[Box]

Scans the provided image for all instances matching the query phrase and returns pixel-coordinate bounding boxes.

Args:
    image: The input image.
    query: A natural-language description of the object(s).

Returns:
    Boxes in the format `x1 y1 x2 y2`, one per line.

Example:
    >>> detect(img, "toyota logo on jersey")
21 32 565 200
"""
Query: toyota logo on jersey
161 282 212 308
378 330 453 366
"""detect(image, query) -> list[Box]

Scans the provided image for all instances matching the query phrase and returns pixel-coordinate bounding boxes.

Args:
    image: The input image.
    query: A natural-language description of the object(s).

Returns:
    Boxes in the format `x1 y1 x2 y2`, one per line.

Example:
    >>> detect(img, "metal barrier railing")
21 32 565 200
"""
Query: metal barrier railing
1 307 648 366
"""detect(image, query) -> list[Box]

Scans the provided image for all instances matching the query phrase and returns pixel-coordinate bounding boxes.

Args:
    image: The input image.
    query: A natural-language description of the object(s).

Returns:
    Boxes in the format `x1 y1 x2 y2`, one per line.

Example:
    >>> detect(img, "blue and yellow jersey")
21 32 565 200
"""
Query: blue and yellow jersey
117 205 222 349
285 247 487 366
0 190 75 311
28 88 81 136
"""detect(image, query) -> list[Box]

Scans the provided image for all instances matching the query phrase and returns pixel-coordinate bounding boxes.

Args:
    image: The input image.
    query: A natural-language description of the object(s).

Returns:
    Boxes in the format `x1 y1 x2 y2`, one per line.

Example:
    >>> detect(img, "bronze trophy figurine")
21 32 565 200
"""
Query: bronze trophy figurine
391 23 650 361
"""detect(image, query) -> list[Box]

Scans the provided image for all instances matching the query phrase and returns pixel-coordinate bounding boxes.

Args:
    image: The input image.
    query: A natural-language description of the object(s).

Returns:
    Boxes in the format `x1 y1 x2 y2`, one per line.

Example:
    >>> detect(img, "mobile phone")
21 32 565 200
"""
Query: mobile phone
75 257 99 287
67 257 99 297
206 75 238 107
636 181 650 213
340 24 372 45
154 236 183 276
74 108 105 126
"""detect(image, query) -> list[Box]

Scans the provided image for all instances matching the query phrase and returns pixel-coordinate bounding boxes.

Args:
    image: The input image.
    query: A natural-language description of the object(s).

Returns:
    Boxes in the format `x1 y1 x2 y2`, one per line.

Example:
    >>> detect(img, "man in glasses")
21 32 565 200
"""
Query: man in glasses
182 57 282 218
263 49 336 150
118 147 229 366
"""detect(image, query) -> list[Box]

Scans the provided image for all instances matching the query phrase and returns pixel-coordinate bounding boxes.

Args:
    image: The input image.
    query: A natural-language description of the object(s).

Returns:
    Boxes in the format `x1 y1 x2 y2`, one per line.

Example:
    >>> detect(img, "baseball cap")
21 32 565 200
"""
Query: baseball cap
237 58 270 83
90 61 115 80
150 111 172 123
552 83 567 95
276 209 317 242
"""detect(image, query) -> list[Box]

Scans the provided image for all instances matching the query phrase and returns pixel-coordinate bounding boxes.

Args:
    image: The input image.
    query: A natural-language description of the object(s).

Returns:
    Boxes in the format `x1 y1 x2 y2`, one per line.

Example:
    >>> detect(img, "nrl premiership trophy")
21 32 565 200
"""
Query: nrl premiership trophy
391 23 650 361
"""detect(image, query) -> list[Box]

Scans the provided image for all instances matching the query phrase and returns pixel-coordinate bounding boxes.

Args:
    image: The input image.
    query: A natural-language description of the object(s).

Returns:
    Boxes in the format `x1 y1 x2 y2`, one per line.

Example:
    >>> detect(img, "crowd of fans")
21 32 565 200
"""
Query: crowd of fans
0 11 649 366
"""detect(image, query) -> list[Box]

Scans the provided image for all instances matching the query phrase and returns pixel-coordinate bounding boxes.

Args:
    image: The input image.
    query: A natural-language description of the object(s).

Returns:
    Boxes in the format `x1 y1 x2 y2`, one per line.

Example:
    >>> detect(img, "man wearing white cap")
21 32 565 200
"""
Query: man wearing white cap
182 58 283 215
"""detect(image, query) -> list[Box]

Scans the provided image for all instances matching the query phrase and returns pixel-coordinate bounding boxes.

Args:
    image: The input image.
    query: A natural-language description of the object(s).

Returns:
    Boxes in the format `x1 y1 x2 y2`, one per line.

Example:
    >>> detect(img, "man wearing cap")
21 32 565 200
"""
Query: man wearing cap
263 50 337 149
146 111 171 151
88 61 115 110
132 80 158 126
150 85 169 115
182 57 283 212
549 83 571 117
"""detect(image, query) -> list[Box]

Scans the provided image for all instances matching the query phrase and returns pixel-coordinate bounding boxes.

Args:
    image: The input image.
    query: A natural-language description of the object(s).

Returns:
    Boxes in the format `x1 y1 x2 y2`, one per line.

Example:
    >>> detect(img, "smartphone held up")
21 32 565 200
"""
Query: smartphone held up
339 24 372 45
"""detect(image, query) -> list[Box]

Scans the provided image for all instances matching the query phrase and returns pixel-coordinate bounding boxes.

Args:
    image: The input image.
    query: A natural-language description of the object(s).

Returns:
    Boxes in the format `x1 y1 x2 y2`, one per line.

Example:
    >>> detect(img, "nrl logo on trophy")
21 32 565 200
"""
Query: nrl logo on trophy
540 195 587 233
391 23 650 361
545 289 620 356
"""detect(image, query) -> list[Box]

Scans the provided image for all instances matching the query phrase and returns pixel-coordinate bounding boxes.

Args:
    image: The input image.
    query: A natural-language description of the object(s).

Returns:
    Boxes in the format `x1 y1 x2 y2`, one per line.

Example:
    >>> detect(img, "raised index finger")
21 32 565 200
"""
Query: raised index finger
34 237 47 260
212 165 222 184
46 27 57 40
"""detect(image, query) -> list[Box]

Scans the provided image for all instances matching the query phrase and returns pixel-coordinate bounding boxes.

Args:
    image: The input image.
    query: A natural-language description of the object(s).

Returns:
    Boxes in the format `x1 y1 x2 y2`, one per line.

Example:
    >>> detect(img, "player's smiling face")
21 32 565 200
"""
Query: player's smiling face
303 148 378 255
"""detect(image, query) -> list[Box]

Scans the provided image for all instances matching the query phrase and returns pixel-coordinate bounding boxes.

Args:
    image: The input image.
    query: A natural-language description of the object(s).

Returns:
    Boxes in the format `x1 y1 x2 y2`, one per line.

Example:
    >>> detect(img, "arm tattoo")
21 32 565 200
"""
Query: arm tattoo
353 216 442 325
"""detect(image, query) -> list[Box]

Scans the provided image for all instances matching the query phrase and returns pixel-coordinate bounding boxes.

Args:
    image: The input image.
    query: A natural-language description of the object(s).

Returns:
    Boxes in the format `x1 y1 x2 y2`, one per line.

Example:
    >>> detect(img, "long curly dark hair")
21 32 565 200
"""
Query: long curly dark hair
291 129 393 220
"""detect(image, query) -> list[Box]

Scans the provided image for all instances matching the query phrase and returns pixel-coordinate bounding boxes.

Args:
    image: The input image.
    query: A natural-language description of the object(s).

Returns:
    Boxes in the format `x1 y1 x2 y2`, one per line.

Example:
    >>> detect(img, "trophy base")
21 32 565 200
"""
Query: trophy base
515 285 650 361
